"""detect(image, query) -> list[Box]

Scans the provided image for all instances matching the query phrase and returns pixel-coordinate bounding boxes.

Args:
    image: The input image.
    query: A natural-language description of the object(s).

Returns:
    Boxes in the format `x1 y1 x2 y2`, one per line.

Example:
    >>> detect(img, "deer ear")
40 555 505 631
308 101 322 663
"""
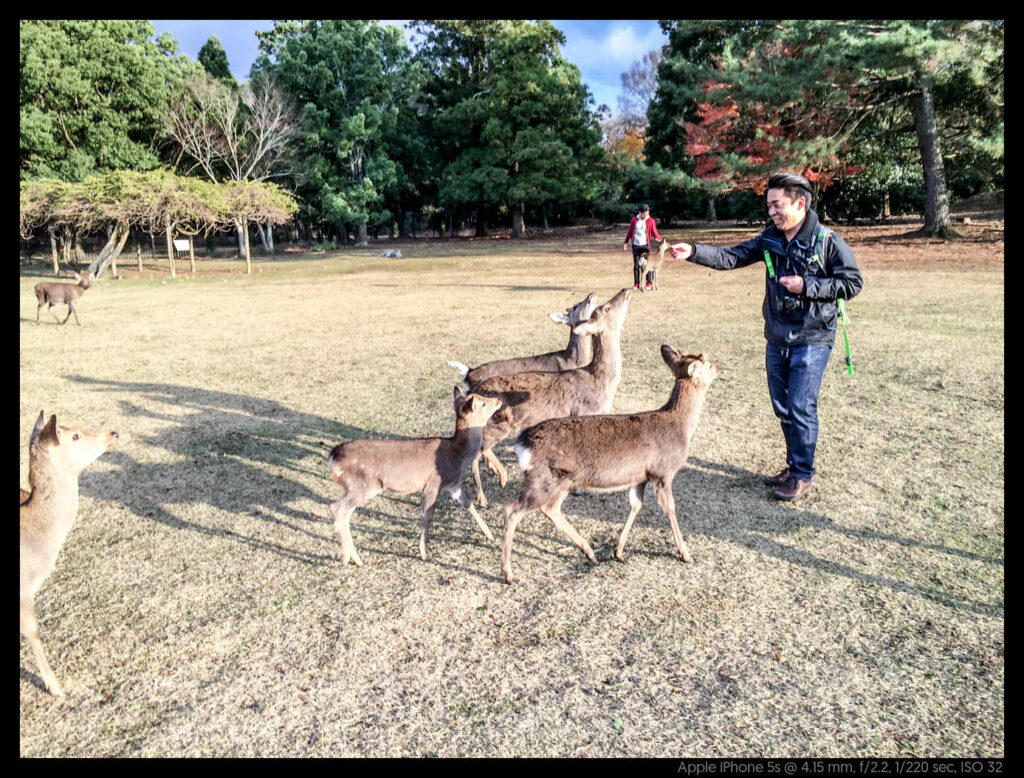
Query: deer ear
30 410 47 444
549 312 570 324
453 386 466 402
39 415 59 448
686 360 698 377
661 344 680 365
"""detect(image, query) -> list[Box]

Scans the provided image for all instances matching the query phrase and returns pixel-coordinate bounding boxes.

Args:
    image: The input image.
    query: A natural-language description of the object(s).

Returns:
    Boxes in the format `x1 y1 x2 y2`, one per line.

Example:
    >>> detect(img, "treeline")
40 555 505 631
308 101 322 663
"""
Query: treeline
20 19 1003 251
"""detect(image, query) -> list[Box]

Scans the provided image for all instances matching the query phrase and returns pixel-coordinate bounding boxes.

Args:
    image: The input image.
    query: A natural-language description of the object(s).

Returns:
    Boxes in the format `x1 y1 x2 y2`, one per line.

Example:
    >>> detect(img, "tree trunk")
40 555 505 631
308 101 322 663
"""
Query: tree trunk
914 75 956 238
705 196 717 222
243 219 252 274
188 236 196 276
166 219 176 279
881 188 891 219
235 221 246 258
137 240 143 272
265 221 275 256
356 221 369 246
48 226 59 275
474 206 488 237
89 223 130 279
511 202 525 239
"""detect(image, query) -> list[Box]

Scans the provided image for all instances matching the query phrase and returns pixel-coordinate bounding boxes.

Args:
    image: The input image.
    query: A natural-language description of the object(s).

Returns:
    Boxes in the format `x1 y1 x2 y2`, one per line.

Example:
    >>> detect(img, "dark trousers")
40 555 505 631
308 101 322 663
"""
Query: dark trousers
765 343 833 482
631 244 649 286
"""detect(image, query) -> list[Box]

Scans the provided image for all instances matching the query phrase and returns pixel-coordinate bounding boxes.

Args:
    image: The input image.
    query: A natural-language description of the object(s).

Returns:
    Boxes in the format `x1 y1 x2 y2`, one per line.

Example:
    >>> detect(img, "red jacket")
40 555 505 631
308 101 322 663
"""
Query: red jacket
624 215 661 245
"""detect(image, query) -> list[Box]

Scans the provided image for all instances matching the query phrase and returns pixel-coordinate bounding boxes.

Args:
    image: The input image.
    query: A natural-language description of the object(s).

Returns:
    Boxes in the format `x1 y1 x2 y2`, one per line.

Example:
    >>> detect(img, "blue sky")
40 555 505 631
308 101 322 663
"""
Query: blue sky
148 19 667 113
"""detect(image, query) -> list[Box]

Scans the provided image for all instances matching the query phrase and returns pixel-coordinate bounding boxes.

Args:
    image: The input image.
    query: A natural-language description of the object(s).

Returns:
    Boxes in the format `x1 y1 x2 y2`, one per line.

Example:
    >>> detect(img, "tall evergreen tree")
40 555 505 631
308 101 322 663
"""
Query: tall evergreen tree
412 20 604 237
651 20 1003 236
197 35 237 87
253 20 416 245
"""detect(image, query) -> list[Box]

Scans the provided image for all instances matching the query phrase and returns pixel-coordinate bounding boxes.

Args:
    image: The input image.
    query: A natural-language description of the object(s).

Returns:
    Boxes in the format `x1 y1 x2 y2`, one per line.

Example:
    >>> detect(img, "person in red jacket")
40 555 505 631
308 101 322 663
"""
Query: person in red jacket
622 204 663 290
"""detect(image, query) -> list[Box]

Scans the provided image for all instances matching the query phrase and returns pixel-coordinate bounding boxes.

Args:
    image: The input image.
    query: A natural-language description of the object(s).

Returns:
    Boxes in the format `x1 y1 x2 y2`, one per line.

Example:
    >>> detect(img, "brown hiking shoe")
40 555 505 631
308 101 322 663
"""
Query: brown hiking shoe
763 468 791 487
772 475 815 501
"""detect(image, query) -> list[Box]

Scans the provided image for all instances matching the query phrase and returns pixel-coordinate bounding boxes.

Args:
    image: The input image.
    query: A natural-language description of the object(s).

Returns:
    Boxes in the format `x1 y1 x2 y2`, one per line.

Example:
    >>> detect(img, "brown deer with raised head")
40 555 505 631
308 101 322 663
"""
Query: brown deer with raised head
500 345 719 583
20 411 119 695
327 387 503 565
469 288 632 506
447 292 599 390
34 272 93 325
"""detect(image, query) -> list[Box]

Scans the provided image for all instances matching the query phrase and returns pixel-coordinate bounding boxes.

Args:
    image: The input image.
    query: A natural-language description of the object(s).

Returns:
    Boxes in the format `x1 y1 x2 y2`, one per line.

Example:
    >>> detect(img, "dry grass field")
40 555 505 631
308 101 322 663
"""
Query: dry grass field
19 217 1003 757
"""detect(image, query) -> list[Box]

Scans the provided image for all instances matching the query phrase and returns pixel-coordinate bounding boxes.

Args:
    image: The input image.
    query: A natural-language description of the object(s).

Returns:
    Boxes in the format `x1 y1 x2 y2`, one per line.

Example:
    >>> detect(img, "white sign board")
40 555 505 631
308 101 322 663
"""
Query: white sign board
172 239 190 252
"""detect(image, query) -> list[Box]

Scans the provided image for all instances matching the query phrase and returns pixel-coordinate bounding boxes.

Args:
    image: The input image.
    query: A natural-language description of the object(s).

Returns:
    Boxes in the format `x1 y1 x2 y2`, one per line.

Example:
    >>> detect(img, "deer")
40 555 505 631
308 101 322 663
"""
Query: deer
327 387 503 566
447 292 599 390
638 239 676 292
34 271 93 326
20 411 119 695
500 345 719 584
468 288 632 508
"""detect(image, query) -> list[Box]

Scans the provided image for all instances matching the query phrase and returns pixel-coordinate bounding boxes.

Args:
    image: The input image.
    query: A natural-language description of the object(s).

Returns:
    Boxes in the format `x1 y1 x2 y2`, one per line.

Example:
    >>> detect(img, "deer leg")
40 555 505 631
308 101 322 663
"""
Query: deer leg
501 500 530 584
61 304 74 325
36 302 43 325
539 493 596 564
70 303 81 325
652 477 691 562
419 484 441 561
482 447 508 487
21 596 65 696
48 304 63 325
448 483 494 542
615 482 647 561
329 496 364 567
470 453 488 508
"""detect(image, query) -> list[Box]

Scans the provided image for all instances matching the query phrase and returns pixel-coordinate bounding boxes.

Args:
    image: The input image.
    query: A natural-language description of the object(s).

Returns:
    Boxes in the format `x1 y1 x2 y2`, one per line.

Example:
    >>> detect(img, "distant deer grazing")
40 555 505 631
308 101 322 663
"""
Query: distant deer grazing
447 292 599 391
500 345 719 584
469 288 632 506
327 387 503 566
35 272 93 326
20 411 119 695
638 239 675 291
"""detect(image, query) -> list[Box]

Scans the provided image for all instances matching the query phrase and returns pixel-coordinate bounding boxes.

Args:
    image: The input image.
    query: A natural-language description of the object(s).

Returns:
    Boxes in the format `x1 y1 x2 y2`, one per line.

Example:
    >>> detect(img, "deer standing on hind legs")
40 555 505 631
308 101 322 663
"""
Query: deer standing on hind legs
35 271 93 325
500 345 719 584
20 411 119 695
327 387 503 566
467 288 633 508
447 292 599 506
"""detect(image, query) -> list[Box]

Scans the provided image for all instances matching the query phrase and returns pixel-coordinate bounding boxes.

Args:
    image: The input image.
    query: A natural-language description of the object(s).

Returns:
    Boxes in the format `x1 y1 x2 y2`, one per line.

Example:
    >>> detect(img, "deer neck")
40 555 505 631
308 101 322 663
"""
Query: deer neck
450 421 485 463
662 380 709 437
587 330 623 391
24 456 81 537
564 330 593 367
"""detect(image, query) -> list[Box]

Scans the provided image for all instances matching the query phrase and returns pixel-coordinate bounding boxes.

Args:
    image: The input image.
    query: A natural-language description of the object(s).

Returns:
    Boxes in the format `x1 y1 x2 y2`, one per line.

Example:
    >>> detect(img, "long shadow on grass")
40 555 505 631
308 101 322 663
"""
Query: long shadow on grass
483 449 1003 617
64 375 504 573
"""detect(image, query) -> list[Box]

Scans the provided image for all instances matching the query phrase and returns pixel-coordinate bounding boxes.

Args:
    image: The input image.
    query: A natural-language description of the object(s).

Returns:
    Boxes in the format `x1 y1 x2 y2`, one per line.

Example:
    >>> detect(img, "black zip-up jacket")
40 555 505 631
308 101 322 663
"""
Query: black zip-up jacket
688 209 863 348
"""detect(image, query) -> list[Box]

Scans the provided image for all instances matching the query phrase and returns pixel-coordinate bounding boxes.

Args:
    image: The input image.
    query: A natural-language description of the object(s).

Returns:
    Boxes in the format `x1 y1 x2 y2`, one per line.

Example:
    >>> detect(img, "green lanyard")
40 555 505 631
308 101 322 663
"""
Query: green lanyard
763 239 854 376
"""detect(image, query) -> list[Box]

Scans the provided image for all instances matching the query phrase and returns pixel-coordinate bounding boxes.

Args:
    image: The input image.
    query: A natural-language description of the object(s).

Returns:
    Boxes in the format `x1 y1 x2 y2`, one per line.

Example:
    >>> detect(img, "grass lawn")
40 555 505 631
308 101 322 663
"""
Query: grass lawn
19 222 1003 757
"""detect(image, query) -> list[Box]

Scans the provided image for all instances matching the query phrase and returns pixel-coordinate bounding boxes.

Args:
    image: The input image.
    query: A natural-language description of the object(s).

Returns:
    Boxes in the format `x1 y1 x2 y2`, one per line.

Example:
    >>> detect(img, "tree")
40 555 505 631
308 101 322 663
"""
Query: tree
254 20 415 246
413 20 604 237
20 20 196 181
162 70 300 254
653 20 1003 236
198 35 236 87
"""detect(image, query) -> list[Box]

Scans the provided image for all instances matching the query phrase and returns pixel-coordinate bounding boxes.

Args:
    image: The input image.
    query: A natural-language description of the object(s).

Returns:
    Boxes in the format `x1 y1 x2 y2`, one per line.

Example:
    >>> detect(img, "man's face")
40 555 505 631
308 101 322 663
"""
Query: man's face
766 188 806 233
641 210 650 219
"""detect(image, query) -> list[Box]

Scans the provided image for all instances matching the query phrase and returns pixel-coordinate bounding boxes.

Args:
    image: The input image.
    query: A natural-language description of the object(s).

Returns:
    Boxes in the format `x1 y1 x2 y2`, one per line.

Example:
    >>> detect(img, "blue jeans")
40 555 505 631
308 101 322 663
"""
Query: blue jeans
765 343 833 482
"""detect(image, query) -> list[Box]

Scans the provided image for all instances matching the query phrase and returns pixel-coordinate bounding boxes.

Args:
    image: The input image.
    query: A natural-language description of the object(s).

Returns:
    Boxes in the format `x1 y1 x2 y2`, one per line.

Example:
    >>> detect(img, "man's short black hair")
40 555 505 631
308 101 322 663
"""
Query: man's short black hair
768 172 813 210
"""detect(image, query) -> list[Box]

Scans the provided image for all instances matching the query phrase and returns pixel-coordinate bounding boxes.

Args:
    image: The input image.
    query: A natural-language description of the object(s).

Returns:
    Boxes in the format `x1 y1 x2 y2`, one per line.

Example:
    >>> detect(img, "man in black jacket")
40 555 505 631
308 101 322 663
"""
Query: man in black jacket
669 172 863 501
